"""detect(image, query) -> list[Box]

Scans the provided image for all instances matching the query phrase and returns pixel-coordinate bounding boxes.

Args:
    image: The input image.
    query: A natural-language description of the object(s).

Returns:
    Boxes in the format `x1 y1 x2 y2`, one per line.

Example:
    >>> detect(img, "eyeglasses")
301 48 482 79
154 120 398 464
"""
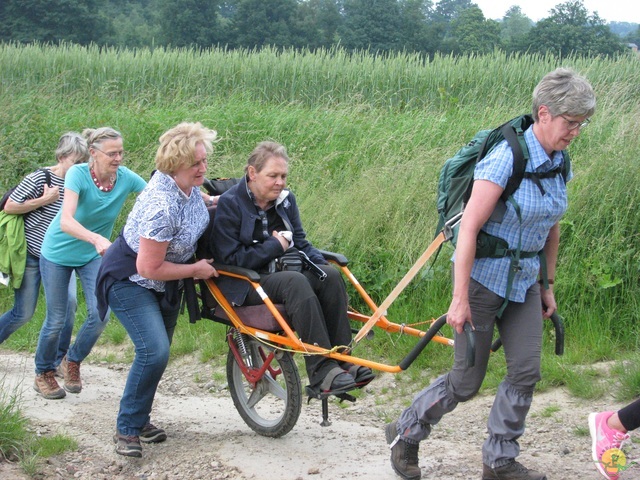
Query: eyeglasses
560 115 590 131
93 147 125 159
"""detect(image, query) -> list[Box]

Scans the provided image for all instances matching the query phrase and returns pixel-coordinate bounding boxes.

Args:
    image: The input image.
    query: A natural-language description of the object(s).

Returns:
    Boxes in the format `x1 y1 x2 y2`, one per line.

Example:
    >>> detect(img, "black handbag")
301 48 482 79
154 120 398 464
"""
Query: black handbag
275 248 303 272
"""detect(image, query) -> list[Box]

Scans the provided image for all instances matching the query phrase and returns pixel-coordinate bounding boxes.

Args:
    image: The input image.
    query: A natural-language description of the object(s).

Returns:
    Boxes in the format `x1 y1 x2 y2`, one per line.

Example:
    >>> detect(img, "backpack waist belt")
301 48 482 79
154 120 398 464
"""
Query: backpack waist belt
492 247 540 259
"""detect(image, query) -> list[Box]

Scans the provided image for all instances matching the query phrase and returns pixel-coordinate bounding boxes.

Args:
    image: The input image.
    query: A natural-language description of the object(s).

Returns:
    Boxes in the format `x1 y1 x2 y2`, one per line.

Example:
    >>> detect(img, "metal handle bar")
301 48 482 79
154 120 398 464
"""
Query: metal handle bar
549 311 564 356
491 311 564 356
399 316 475 371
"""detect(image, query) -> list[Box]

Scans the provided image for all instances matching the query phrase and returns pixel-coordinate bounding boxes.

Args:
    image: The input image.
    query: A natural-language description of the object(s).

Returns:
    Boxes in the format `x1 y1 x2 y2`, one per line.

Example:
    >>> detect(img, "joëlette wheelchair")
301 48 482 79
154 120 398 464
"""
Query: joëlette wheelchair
193 178 562 439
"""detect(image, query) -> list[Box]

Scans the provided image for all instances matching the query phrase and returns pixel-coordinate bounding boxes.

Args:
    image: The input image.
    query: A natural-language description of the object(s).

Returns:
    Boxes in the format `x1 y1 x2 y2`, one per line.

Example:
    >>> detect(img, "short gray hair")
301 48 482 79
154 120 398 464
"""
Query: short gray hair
532 68 596 121
55 132 90 164
82 127 122 148
245 141 289 174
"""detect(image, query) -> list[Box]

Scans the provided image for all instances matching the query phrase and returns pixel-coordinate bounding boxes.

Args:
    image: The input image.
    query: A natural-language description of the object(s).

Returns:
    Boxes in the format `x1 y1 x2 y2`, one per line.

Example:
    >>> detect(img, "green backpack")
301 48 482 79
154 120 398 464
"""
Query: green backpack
435 114 570 314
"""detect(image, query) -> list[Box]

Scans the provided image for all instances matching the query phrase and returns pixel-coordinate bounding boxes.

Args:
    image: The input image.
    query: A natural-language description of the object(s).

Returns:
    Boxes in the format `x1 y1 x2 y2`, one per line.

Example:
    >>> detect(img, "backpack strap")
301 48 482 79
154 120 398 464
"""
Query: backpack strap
494 117 564 316
497 196 523 318
494 121 528 318
500 122 528 202
523 167 562 195
40 168 52 187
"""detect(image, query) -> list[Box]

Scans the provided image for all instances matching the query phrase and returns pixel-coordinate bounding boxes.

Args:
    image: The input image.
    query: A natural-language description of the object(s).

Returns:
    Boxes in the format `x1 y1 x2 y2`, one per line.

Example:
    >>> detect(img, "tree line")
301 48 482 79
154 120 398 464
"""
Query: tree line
1 0 638 57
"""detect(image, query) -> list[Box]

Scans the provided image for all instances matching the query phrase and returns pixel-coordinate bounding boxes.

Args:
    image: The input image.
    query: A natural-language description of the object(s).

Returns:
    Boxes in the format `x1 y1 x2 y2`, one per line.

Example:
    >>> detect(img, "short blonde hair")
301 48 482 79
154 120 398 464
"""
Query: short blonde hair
155 122 218 174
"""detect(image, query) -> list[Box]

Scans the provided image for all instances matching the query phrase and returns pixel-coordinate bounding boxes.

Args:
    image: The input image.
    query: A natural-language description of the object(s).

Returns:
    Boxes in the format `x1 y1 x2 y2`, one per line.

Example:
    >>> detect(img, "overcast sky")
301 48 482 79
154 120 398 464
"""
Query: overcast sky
473 0 638 23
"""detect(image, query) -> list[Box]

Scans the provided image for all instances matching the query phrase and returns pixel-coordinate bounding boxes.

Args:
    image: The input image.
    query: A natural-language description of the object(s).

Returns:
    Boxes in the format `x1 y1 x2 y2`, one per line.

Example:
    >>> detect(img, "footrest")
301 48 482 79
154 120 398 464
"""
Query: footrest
335 392 357 403
304 385 356 402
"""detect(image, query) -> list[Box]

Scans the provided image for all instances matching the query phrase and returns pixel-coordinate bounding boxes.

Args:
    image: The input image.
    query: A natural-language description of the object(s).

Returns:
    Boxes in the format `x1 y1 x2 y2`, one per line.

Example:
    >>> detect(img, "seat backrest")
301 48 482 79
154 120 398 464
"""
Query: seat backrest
202 177 241 196
196 206 216 260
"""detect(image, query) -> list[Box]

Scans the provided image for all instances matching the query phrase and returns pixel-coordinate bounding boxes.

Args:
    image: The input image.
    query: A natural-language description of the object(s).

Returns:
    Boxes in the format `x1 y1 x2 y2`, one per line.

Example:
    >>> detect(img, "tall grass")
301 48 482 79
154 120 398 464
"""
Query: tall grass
2 42 640 372
2 42 639 113
0 375 77 475
0 378 29 462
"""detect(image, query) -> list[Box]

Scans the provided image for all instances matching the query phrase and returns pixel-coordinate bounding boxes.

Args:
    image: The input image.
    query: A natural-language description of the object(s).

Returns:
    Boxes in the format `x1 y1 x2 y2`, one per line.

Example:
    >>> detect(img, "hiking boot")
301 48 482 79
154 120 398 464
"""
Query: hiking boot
482 460 547 480
385 420 421 480
33 371 66 399
139 422 167 443
61 356 82 394
589 411 630 480
113 432 142 458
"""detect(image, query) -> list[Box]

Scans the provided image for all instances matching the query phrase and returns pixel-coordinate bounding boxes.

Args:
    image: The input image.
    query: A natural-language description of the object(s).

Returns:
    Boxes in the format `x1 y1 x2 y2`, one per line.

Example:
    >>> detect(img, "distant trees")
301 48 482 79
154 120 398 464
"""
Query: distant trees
500 6 533 53
228 0 300 48
293 0 342 49
525 0 625 56
340 0 403 51
158 0 221 47
0 0 632 58
443 5 500 55
0 0 107 44
397 0 437 53
625 26 640 47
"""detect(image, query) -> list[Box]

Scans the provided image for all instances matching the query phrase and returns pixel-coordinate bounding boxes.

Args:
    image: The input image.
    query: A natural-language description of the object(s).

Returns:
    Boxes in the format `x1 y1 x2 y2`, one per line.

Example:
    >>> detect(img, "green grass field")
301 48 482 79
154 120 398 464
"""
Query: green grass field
2 42 640 399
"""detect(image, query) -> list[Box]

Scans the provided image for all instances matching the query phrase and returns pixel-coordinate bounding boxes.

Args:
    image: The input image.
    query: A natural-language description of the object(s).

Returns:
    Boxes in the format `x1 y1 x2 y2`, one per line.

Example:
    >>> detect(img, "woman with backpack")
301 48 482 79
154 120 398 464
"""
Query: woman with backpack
0 133 89 358
385 68 596 480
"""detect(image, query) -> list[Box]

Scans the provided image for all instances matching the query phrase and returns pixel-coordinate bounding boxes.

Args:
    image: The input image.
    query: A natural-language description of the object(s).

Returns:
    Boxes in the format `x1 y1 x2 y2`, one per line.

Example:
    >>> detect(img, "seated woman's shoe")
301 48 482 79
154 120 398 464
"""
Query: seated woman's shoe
317 367 357 395
330 371 358 392
347 365 376 387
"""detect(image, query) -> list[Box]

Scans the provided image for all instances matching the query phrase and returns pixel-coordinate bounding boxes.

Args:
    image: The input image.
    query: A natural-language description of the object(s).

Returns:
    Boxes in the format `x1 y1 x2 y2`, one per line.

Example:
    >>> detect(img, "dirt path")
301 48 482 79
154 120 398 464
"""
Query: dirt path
0 349 631 479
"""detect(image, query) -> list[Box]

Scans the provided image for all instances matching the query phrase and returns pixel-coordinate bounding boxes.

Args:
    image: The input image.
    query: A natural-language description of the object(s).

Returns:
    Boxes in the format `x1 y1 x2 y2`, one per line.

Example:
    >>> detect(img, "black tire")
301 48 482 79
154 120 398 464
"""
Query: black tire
226 334 302 437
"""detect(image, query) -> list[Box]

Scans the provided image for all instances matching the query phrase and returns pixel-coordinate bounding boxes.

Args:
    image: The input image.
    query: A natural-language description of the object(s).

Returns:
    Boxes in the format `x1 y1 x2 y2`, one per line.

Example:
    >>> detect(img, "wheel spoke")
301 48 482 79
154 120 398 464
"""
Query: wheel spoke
246 380 268 408
261 372 287 400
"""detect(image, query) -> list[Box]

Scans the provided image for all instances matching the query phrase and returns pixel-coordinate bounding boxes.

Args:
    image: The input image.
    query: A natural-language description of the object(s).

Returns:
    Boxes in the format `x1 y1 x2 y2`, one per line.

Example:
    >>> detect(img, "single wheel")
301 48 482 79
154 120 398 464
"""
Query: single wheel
226 332 302 437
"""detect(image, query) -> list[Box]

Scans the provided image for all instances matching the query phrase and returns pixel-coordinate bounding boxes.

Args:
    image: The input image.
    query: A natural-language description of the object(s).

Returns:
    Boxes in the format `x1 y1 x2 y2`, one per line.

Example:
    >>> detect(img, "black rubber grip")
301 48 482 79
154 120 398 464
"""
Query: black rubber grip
399 315 475 370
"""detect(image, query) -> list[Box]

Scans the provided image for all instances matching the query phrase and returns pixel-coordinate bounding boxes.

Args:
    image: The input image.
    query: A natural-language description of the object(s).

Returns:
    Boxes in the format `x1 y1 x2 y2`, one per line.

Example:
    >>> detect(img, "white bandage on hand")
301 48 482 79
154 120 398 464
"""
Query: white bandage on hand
278 231 293 242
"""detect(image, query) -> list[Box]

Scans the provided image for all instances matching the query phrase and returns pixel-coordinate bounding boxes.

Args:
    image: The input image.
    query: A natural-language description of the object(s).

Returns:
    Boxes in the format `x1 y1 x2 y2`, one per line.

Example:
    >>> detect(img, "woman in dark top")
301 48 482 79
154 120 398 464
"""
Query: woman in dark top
212 141 374 396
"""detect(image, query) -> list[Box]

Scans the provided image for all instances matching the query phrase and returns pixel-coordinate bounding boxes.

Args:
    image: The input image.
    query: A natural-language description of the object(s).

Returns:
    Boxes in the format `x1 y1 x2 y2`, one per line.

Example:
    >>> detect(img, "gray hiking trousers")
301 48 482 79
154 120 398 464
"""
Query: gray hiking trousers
396 278 543 468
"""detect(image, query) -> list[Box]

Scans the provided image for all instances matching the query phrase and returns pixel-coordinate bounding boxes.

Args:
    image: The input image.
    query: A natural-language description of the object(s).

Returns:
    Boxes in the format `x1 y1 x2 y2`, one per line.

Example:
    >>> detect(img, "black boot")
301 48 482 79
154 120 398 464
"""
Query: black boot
385 420 421 480
482 460 547 480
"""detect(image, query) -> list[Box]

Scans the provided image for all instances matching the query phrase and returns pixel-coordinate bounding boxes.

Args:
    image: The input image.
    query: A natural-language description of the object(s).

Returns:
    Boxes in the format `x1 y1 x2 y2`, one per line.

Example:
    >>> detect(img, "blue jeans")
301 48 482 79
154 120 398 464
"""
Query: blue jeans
0 253 76 364
108 280 179 435
35 256 108 374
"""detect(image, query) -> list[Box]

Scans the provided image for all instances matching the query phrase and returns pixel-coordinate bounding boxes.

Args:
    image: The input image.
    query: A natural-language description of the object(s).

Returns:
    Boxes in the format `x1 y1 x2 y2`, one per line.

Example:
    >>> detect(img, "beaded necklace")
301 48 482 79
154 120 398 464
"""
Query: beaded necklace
90 167 116 192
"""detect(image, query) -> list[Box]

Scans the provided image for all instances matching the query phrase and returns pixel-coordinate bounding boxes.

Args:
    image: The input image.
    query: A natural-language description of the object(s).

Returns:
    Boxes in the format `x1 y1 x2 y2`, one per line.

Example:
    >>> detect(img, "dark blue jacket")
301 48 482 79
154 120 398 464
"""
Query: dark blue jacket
212 176 325 306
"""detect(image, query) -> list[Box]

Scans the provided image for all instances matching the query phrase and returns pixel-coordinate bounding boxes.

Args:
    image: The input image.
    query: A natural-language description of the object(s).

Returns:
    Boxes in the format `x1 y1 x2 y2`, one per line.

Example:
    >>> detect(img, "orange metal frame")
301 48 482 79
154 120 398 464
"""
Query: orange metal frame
203 261 452 374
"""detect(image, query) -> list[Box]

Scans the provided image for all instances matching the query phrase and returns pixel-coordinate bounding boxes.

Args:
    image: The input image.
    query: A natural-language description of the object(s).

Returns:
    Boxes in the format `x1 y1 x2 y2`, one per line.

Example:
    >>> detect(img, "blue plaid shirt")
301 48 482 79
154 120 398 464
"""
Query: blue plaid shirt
467 127 571 302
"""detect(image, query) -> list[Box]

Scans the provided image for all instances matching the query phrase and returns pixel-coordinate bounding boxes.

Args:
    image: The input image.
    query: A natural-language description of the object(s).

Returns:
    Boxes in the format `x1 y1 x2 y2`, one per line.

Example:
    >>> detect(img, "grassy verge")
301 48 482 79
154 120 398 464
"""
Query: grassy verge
0 376 78 476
